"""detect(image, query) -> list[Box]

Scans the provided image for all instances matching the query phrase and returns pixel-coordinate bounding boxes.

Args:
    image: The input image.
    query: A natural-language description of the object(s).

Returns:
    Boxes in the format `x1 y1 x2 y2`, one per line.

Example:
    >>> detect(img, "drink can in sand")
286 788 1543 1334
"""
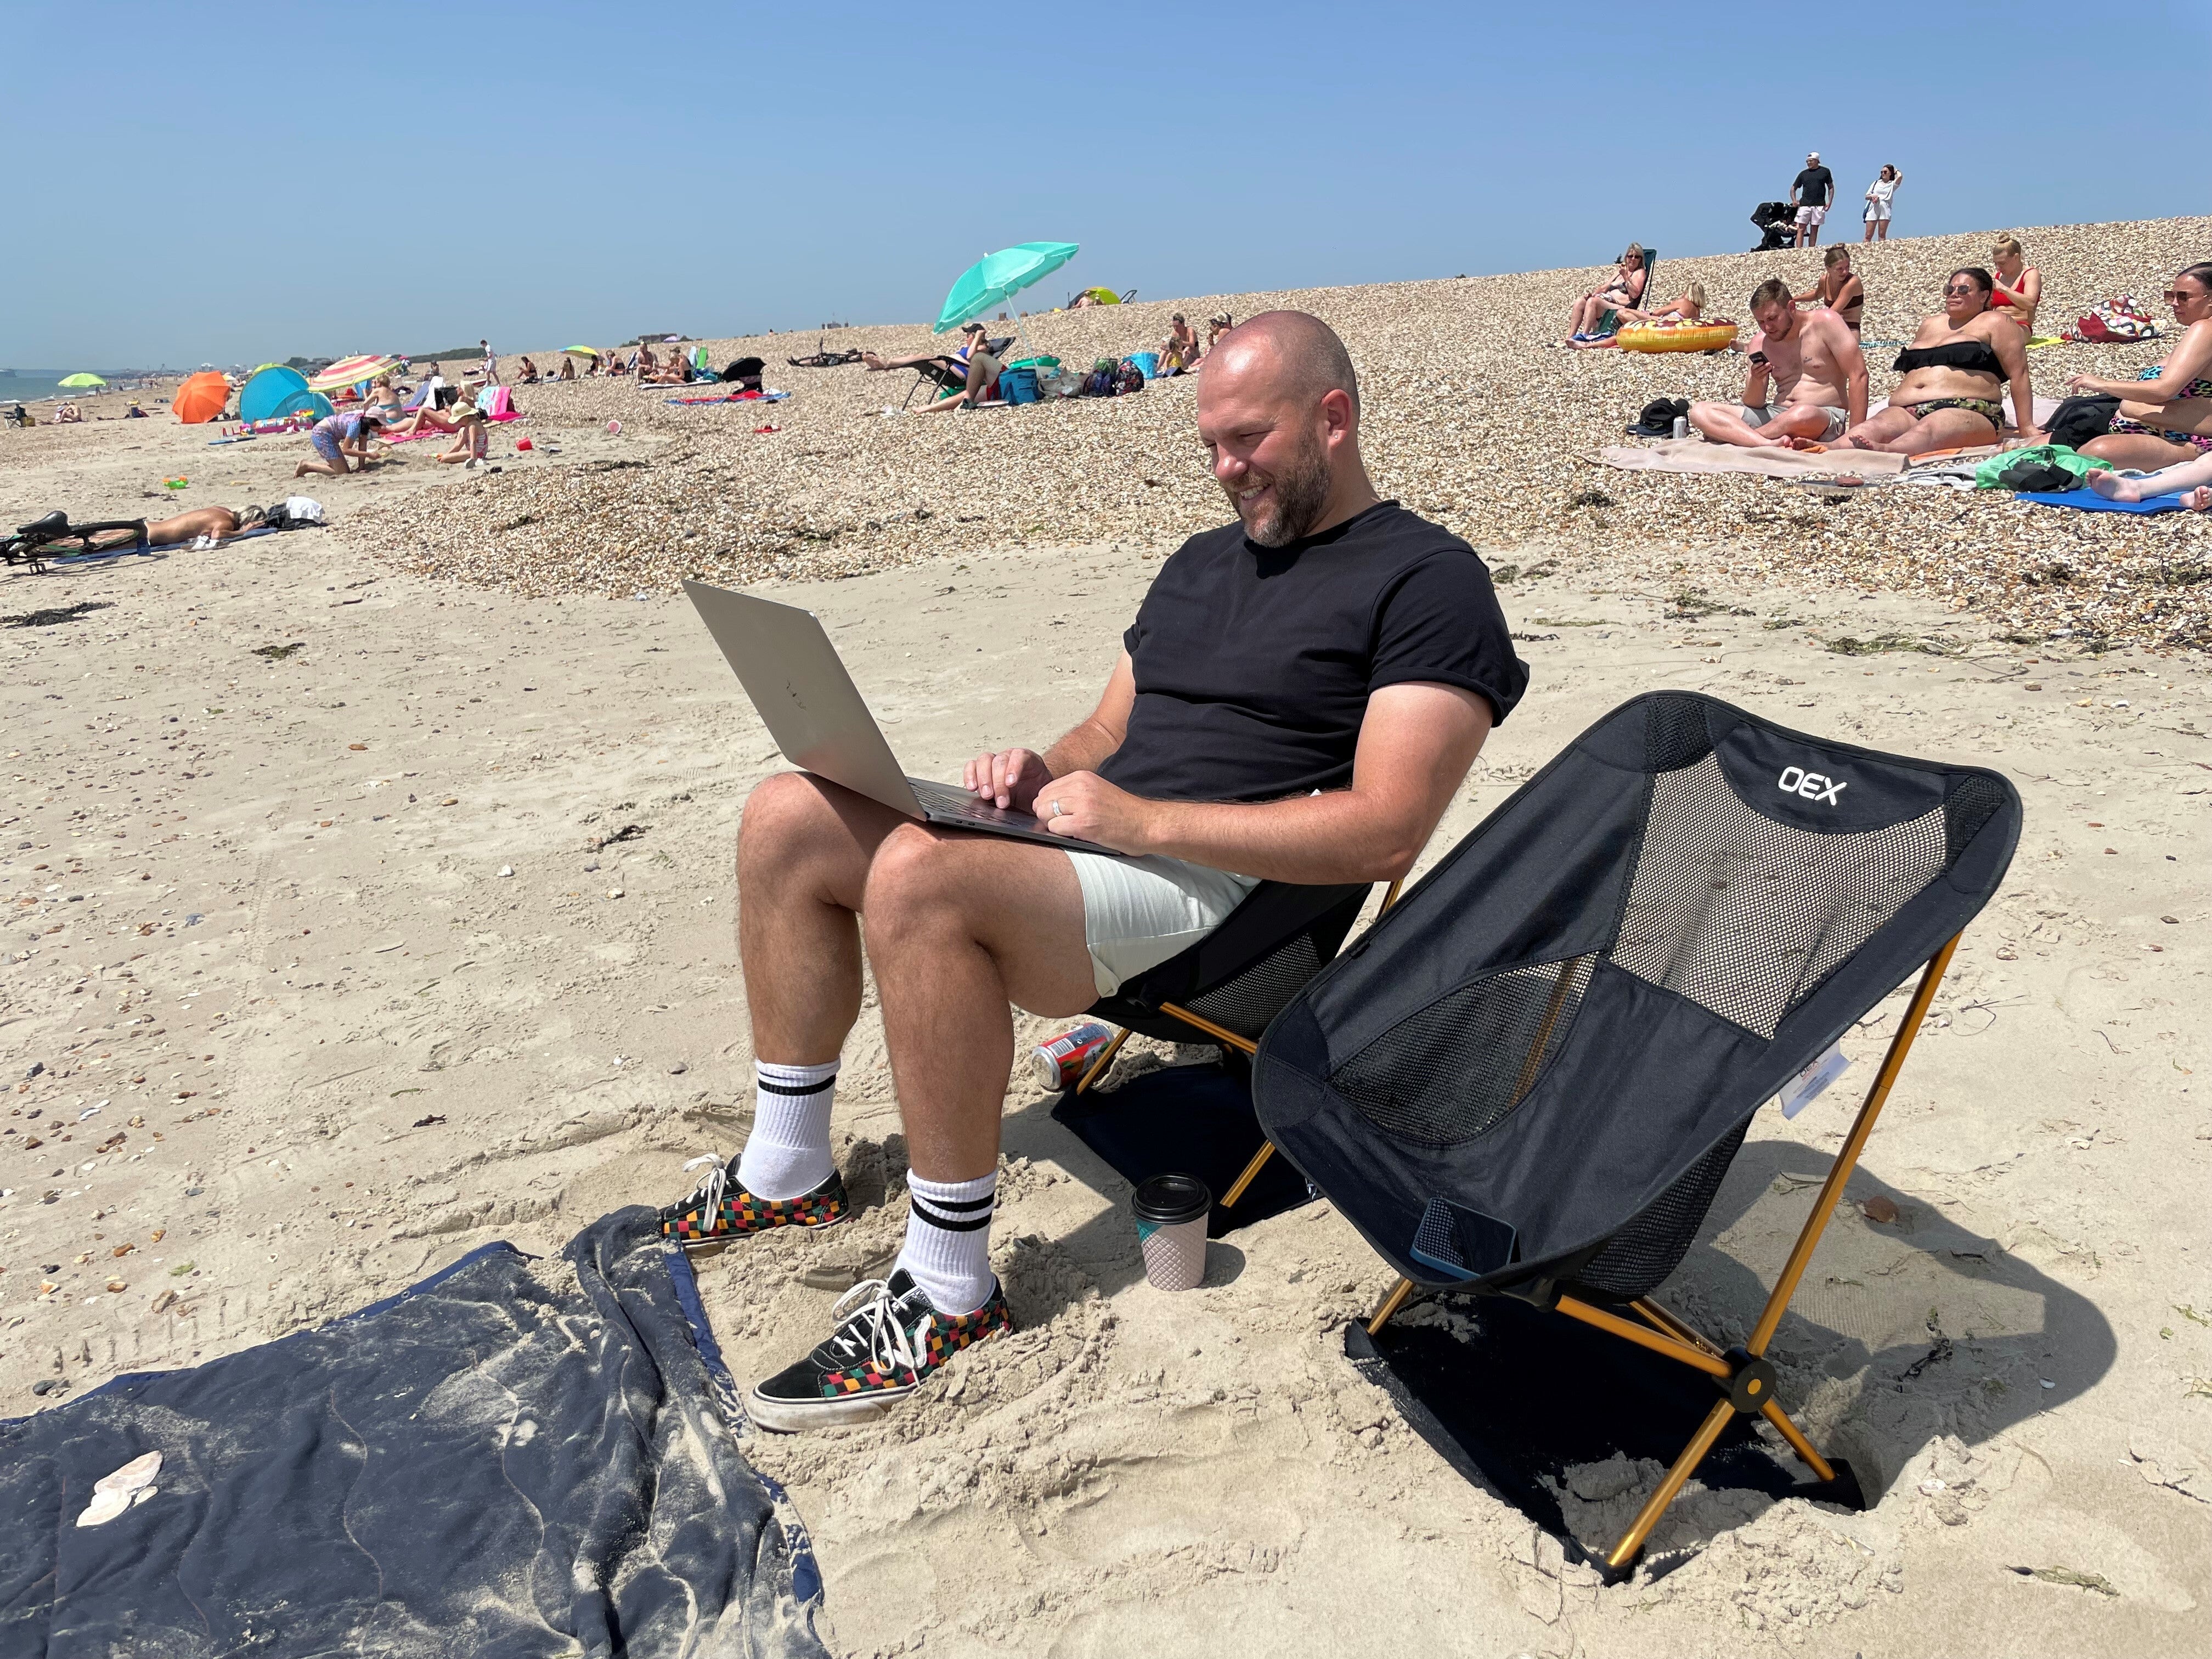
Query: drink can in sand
1132 1173 1211 1292
1672 415 1690 440
1029 1021 1114 1091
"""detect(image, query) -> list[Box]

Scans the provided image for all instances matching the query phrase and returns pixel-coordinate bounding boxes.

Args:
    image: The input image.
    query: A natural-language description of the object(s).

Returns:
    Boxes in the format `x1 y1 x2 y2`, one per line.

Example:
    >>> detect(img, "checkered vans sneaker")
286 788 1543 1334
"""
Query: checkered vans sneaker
657 1155 848 1255
747 1267 1012 1432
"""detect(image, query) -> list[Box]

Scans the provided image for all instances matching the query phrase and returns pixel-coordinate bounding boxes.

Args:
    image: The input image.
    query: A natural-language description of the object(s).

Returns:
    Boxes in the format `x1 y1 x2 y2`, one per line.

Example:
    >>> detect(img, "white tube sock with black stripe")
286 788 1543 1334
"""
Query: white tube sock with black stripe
895 1169 999 1315
735 1059 839 1200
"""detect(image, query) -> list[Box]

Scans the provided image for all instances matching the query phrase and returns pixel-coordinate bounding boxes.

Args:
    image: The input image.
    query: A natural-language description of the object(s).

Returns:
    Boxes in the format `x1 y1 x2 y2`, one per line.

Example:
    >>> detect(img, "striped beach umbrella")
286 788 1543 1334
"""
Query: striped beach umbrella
563 345 600 358
307 354 403 391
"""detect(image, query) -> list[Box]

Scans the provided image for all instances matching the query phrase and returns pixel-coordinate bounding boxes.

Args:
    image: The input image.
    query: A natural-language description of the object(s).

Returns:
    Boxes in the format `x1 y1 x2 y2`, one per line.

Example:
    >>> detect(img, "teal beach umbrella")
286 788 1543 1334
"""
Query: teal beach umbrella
933 242 1080 334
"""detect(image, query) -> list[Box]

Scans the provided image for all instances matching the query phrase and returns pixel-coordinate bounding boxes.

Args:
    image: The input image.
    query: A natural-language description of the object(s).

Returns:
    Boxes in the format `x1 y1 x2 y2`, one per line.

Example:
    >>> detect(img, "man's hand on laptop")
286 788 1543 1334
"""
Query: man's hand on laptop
964 747 1053 812
1032 771 1149 854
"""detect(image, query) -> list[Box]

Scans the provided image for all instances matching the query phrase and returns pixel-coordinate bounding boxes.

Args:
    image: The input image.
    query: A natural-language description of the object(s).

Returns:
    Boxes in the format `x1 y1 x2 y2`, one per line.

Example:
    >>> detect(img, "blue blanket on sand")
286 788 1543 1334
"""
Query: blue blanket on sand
0 1208 827 1658
2017 490 2192 515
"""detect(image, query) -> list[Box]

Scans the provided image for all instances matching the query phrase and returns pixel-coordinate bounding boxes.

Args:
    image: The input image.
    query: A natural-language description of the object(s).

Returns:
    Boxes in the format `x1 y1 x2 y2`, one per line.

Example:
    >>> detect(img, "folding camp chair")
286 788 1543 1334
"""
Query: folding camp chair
1250 691 2021 1576
1592 250 1655 340
899 336 1018 409
1065 878 1391 1210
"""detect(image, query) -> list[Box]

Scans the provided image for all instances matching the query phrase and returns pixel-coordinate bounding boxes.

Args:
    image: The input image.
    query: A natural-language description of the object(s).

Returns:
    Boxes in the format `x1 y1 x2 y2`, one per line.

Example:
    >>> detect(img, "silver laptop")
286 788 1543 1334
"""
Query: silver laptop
683 580 1125 858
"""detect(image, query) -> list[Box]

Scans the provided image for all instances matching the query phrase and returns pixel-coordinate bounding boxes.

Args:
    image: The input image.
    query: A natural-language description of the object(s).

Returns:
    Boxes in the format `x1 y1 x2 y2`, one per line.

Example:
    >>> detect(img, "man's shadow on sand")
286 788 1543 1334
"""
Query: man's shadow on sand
1005 1078 2113 1519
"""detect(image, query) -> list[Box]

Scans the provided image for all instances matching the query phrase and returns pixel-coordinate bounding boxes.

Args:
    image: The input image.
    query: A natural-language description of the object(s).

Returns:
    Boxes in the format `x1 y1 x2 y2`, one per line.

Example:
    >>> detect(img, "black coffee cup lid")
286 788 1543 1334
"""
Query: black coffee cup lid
1133 1172 1211 1227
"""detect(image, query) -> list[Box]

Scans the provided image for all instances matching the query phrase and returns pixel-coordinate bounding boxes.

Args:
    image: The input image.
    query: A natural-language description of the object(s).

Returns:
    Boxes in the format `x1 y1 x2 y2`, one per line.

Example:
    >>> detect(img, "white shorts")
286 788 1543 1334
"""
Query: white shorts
1064 850 1260 998
1795 204 1829 227
1864 202 1891 222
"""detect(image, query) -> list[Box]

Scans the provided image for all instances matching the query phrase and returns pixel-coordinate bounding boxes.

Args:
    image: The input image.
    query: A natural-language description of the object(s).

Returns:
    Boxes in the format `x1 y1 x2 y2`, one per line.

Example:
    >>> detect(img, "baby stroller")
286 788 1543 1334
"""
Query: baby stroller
1751 201 1794 252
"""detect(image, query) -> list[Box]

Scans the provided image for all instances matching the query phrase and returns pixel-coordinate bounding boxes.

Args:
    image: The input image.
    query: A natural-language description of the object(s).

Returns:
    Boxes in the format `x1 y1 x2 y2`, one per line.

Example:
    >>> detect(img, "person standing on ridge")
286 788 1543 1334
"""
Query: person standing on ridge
1791 151 1835 248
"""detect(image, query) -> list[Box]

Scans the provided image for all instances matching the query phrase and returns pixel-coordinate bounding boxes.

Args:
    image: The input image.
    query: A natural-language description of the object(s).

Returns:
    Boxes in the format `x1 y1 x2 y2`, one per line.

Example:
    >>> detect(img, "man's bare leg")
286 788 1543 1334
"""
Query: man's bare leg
1687 400 1833 448
860 825 1095 1180
736 771 913 1065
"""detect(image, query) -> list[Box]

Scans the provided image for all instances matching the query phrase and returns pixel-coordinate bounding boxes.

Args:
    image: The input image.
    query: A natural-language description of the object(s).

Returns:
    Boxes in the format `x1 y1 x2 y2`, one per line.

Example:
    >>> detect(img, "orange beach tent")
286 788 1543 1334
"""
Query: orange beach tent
172 372 230 424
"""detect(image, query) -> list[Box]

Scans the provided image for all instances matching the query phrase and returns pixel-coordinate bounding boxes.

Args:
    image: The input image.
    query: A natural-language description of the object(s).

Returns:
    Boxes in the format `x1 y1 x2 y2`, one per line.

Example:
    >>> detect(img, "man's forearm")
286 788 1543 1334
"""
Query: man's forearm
1134 791 1429 885
1041 715 1122 778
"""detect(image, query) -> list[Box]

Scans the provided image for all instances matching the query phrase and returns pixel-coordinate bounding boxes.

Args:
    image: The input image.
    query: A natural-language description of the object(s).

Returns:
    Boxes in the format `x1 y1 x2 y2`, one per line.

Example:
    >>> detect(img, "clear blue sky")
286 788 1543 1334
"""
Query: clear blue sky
5 0 2205 368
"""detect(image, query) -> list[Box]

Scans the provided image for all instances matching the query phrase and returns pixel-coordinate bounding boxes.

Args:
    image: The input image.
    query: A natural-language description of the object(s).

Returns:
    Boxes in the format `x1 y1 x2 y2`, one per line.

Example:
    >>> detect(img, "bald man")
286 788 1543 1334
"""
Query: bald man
674 309 1528 1432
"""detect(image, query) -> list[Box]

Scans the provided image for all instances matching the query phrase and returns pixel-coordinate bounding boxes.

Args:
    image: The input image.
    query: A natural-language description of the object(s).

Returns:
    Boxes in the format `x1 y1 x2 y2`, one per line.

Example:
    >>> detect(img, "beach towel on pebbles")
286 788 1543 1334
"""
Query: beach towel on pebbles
1598 439 1909 480
0 1208 828 1659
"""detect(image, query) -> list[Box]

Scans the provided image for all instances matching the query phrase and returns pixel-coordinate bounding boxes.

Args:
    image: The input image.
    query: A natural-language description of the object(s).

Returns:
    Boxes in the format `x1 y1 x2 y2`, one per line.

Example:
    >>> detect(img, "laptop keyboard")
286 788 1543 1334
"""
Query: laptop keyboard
909 777 1037 826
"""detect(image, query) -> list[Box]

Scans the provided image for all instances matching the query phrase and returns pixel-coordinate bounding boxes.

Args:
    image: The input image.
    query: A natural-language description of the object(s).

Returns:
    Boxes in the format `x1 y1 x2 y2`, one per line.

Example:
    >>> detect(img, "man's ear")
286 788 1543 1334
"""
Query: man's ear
1321 386 1356 443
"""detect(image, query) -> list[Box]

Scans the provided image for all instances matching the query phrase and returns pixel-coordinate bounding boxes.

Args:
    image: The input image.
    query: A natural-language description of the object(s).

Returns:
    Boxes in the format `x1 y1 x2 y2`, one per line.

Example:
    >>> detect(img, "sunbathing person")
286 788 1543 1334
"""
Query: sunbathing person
1795 247 1864 335
364 376 407 424
1568 281 1708 349
1988 235 2042 332
54 402 84 424
295 410 385 477
911 337 1005 413
517 356 541 384
1624 280 1707 324
1561 245 1648 343
66 505 276 551
378 400 465 439
1161 313 1199 371
2086 449 2212 511
435 407 490 465
652 311 1526 1431
1834 268 2038 453
861 323 994 379
2070 262 2212 470
1688 278 1867 448
558 354 578 381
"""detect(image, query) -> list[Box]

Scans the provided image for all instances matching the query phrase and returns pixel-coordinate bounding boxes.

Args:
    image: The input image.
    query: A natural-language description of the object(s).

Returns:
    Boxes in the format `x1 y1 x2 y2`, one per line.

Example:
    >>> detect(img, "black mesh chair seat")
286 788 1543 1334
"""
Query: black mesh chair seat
1057 879 1376 1215
1251 692 2021 1573
1086 880 1373 1051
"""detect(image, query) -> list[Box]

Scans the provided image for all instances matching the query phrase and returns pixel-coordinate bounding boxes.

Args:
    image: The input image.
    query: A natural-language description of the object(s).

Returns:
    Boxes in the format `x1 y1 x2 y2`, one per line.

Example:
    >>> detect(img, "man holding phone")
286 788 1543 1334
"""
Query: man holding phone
1687 278 1867 449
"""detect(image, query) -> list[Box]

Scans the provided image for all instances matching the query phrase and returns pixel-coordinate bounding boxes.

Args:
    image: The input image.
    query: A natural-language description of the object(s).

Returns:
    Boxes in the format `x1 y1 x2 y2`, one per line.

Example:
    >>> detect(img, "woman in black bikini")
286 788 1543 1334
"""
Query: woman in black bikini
1835 268 2039 454
1794 246 1864 335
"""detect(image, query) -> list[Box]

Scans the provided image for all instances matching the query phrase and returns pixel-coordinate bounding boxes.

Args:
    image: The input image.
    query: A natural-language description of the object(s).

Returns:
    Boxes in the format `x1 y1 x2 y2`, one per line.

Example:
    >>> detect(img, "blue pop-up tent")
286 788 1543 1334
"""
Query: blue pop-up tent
239 365 334 424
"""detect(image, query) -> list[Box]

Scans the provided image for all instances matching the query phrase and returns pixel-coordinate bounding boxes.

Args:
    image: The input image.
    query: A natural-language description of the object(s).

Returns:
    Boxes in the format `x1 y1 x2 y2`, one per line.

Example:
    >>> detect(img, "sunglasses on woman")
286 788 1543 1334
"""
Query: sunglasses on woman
2165 289 2205 304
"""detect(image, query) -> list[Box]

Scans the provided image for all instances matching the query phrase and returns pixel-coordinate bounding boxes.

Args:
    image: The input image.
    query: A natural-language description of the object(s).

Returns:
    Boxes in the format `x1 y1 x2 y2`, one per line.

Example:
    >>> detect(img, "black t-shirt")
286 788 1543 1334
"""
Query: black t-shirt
1098 501 1528 804
1793 165 1833 206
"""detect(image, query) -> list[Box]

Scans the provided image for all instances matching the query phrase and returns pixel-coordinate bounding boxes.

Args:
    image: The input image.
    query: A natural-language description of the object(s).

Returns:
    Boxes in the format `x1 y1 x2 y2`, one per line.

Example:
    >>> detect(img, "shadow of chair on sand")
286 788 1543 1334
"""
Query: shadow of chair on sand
1000 1077 2113 1559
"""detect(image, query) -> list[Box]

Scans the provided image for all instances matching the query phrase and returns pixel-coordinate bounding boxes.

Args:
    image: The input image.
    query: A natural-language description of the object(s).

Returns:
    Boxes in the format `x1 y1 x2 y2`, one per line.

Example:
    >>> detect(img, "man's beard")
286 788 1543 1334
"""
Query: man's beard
1227 436 1333 547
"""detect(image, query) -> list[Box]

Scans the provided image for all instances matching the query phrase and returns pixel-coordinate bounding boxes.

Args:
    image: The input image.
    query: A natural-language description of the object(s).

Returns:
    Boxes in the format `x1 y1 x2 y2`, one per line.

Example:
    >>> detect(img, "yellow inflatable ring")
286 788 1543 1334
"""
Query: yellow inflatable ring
1617 321 1738 353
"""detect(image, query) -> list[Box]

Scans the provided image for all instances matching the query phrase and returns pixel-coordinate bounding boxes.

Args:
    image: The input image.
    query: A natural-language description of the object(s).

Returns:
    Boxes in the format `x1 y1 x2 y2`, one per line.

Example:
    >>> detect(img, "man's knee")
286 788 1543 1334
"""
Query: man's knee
860 826 970 944
739 771 840 864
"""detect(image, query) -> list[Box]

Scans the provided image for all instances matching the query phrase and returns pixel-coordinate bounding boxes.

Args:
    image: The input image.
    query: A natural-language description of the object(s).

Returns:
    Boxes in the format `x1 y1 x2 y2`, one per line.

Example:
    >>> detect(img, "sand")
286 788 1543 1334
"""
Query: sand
4 223 2210 1656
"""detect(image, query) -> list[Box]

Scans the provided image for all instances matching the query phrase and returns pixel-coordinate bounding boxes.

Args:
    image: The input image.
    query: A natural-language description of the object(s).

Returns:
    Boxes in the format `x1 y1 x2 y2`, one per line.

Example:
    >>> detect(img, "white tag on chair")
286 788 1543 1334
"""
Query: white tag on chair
1778 1044 1849 1120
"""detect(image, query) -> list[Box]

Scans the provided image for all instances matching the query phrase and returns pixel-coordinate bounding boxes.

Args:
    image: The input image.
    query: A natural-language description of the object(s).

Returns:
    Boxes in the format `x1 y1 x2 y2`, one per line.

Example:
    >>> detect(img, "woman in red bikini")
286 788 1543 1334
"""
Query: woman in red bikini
1988 235 2041 331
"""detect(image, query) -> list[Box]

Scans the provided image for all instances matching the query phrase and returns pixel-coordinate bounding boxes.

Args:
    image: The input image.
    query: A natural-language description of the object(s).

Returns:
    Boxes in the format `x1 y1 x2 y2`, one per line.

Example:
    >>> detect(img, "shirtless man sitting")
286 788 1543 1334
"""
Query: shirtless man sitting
1833 268 2039 454
1688 278 1867 448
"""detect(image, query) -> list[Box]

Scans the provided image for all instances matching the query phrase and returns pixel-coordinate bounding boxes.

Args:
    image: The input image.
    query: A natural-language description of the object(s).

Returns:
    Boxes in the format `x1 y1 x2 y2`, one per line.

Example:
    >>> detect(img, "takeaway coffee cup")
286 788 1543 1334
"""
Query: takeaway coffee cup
1132 1173 1211 1292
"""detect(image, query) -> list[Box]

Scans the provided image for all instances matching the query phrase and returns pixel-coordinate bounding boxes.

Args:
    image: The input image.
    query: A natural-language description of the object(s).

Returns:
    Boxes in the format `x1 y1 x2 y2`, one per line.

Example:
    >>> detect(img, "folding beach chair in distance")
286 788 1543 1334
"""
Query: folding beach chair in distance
1250 691 2022 1576
900 336 1019 409
1064 879 1397 1212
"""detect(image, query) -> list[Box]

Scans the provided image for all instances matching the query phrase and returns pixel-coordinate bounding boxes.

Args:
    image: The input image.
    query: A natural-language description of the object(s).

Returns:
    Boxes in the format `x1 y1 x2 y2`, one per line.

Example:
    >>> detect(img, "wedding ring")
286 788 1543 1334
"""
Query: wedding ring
1051 799 1064 817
